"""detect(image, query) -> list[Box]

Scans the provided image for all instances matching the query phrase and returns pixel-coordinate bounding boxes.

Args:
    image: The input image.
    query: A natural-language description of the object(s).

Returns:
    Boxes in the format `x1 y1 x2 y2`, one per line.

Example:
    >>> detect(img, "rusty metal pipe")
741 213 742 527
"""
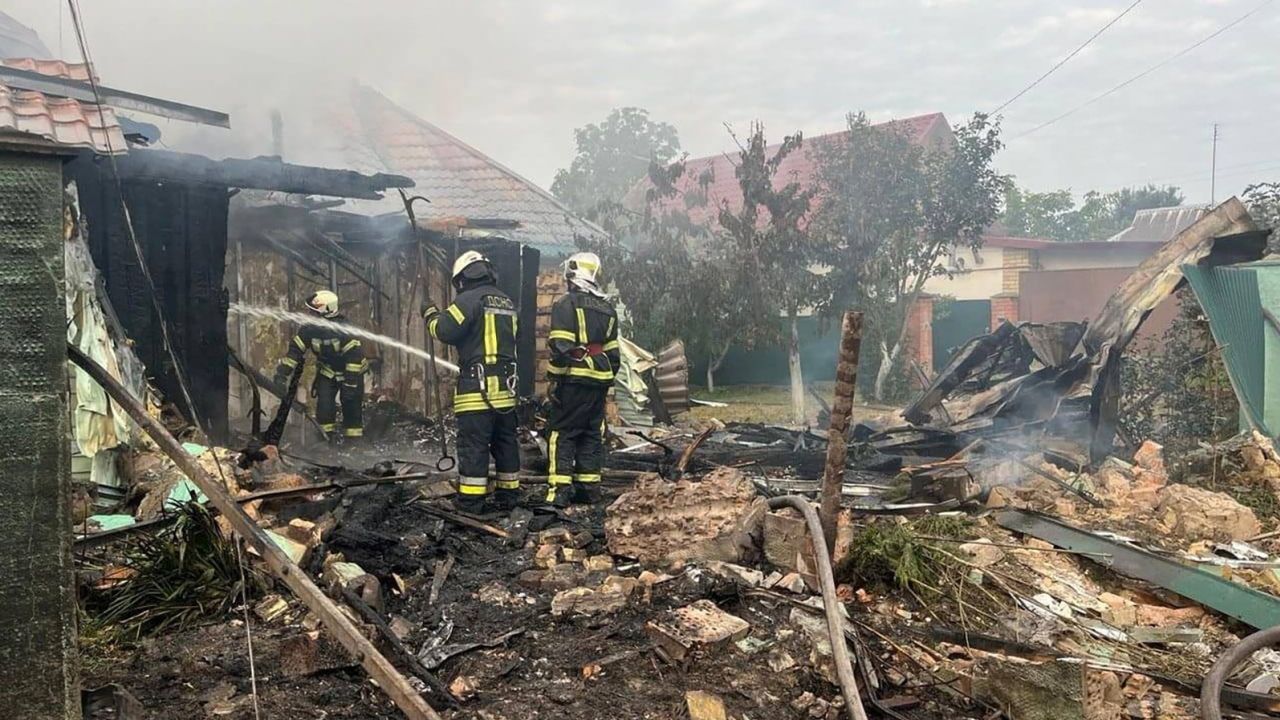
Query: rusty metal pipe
768 495 869 720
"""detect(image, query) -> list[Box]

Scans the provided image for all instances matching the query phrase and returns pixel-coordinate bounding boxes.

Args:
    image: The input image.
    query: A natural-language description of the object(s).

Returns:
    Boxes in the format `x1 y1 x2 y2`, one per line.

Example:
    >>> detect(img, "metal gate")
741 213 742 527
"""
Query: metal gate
932 300 991 371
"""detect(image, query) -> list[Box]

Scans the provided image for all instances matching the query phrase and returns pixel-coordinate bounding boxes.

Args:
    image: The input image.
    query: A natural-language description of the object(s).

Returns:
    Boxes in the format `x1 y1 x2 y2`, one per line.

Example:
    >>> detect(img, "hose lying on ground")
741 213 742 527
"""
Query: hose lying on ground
767 495 869 720
1201 625 1280 720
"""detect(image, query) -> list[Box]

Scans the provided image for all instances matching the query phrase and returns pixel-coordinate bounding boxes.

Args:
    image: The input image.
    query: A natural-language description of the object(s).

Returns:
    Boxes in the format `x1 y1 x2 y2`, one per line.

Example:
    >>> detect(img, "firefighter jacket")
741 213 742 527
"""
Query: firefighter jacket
277 315 368 380
430 281 519 414
547 290 619 388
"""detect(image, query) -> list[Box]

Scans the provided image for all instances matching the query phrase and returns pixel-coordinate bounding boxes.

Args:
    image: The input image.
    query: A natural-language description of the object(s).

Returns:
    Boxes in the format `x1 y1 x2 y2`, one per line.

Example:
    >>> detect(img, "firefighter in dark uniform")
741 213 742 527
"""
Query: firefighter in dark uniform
546 251 619 508
274 290 368 442
422 251 521 514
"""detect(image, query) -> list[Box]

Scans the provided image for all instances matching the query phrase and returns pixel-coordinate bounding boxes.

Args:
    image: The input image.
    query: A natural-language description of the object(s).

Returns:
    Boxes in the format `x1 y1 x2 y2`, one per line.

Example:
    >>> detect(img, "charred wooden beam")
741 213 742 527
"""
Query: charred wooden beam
68 344 443 720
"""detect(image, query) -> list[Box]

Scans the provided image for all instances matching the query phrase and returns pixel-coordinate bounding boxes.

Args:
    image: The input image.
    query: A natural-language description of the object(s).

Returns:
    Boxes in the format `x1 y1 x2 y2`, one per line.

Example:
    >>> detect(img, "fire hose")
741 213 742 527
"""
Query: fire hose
767 495 869 720
1201 625 1280 720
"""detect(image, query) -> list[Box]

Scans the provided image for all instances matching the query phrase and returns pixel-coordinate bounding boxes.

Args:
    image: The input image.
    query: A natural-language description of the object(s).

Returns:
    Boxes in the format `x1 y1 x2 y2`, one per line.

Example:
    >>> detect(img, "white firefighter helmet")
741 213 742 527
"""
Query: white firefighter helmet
451 250 493 283
564 251 603 295
306 289 339 318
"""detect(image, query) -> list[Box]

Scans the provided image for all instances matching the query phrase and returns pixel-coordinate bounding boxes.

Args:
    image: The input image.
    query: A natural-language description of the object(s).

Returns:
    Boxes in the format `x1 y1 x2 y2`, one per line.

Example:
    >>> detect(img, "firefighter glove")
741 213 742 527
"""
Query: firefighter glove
421 302 440 321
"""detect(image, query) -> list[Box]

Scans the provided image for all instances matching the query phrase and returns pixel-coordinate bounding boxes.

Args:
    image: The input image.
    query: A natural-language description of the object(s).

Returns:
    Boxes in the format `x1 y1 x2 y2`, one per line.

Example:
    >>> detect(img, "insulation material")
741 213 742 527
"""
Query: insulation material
0 150 79 717
615 336 658 427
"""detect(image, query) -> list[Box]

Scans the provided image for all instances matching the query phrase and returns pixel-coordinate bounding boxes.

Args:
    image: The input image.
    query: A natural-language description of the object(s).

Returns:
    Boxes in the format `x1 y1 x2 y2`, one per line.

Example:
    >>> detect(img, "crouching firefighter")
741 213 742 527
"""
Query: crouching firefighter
422 251 522 514
274 290 368 443
545 251 619 508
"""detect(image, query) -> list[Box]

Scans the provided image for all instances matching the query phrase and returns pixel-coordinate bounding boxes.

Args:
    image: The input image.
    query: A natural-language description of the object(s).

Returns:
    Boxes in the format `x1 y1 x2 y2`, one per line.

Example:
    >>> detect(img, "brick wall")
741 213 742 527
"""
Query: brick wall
990 293 1019 327
903 295 935 370
1000 248 1039 295
534 270 566 398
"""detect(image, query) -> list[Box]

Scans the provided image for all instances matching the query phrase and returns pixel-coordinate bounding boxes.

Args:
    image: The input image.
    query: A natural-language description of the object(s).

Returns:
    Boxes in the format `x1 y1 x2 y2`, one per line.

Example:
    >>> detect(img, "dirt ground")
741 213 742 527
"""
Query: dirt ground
81 478 899 720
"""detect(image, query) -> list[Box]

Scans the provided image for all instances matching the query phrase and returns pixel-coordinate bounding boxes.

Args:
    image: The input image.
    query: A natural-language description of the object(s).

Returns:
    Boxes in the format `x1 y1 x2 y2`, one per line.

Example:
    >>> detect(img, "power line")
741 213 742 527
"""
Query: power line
991 0 1143 115
1013 0 1277 140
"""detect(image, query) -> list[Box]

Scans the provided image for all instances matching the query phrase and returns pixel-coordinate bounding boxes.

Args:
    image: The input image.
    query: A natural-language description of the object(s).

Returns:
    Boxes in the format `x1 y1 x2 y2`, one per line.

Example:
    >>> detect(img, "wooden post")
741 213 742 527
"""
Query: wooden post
68 345 443 720
819 311 862 554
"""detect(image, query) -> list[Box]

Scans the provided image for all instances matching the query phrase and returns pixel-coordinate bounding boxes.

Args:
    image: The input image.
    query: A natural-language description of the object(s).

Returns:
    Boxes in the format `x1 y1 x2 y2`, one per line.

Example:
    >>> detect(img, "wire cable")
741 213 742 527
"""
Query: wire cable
66 4 262 716
1014 0 1277 139
66 0 207 434
991 0 1143 115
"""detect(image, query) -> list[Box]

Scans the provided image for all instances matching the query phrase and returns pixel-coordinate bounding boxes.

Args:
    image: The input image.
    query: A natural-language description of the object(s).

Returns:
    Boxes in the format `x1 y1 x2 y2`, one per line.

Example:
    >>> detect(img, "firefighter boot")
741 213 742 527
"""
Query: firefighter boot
547 485 573 509
571 481 601 505
454 494 486 515
493 488 520 512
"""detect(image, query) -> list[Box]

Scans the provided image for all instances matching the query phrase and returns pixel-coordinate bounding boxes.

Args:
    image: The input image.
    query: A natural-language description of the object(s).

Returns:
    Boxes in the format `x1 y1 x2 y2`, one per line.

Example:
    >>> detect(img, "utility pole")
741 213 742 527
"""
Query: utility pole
1210 123 1219 204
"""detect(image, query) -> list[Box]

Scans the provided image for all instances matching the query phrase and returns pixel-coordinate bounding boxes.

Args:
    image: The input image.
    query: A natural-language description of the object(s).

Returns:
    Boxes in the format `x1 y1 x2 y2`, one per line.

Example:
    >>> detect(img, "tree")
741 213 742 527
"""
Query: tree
1244 182 1280 239
718 123 823 422
999 183 1184 242
551 107 681 217
576 161 773 392
814 113 1006 401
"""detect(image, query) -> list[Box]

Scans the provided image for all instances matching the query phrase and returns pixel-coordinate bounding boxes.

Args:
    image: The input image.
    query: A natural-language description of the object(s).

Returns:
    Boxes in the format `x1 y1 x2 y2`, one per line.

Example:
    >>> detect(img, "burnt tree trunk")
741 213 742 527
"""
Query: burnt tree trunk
820 312 862 553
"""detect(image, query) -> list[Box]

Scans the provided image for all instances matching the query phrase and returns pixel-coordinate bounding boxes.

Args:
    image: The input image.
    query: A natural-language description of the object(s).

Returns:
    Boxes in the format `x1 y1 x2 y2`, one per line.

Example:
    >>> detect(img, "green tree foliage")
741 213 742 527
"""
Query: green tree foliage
577 161 774 391
1244 182 1280 241
1000 183 1184 242
1119 291 1237 458
813 113 1005 401
718 123 822 420
551 107 681 217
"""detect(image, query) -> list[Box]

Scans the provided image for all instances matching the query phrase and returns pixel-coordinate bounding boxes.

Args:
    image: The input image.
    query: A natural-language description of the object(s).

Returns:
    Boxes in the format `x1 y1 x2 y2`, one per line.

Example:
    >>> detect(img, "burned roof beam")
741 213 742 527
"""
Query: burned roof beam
0 64 230 127
106 149 414 200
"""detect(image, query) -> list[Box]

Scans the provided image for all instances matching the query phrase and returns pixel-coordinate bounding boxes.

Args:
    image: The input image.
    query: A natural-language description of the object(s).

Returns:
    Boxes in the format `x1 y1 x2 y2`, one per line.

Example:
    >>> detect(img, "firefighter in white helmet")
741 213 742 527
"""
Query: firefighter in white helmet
422 250 522 514
274 290 368 442
544 251 619 507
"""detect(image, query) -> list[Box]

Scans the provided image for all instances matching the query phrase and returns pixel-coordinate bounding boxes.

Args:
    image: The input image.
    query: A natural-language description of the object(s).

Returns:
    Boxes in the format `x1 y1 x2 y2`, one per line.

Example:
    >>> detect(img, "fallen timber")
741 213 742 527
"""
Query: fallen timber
68 344 445 720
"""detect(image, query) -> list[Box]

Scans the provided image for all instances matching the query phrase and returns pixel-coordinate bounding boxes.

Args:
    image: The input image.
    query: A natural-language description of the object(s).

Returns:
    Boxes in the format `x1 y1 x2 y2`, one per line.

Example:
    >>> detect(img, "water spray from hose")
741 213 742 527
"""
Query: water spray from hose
228 303 461 374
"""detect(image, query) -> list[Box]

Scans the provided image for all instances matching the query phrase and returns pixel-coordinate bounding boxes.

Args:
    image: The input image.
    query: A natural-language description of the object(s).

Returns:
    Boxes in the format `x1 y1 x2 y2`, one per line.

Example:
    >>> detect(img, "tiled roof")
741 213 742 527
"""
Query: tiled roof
630 112 951 227
2 57 92 81
336 84 606 257
0 57 124 154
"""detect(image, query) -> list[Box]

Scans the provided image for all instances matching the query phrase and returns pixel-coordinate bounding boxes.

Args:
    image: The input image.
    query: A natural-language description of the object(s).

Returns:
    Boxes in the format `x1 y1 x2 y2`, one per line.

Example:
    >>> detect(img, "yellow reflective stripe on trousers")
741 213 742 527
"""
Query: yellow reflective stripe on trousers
344 427 363 437
496 473 520 490
458 476 488 495
454 391 516 413
447 304 465 323
548 329 576 342
319 422 338 432
484 312 497 364
574 473 601 483
575 307 588 344
547 431 572 485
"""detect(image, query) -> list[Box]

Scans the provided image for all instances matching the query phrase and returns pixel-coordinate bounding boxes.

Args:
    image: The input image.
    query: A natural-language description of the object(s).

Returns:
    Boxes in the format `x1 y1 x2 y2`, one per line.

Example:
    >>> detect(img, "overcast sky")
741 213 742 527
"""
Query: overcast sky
9 0 1279 204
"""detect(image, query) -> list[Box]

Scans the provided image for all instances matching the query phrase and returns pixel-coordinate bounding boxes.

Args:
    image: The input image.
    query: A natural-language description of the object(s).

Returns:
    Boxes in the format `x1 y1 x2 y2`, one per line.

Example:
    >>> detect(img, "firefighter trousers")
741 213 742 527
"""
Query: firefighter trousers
546 382 608 490
314 373 364 438
456 409 521 498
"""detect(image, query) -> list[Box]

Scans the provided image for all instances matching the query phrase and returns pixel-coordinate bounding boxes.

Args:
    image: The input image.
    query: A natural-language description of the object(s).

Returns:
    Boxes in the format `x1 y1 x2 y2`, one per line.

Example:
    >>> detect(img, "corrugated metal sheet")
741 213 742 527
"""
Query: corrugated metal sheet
1182 263 1266 433
655 340 690 416
0 58 124 154
1107 205 1212 243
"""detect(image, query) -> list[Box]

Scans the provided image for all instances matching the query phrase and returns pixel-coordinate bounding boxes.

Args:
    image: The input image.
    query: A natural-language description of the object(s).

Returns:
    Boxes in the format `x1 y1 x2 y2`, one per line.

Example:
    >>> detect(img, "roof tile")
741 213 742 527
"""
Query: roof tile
0 56 124 154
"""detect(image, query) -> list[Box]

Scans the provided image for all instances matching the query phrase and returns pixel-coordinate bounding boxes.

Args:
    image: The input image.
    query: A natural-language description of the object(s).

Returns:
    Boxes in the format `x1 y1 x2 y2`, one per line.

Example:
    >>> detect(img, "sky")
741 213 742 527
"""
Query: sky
7 0 1279 205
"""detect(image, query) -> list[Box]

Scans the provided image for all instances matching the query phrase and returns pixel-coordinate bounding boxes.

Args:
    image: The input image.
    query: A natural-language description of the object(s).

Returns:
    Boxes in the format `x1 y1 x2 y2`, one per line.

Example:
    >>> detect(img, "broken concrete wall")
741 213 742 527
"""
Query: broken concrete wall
0 151 79 719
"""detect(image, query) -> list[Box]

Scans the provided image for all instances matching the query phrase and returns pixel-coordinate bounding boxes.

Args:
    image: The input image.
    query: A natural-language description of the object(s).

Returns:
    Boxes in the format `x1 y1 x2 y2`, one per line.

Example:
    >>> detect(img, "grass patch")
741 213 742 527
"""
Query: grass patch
85 502 266 639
